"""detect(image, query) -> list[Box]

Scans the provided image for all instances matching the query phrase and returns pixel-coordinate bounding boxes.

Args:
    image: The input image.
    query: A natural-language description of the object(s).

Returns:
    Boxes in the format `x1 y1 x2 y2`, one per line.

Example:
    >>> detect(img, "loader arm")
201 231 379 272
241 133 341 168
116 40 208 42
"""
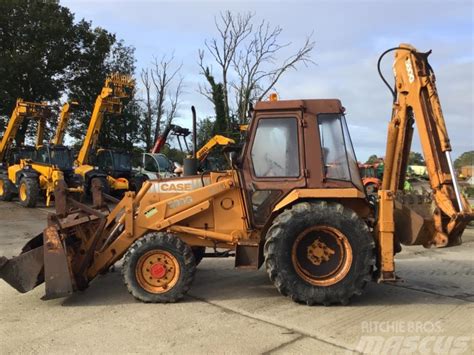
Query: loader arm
376 44 473 280
0 99 50 162
75 74 134 166
51 101 78 145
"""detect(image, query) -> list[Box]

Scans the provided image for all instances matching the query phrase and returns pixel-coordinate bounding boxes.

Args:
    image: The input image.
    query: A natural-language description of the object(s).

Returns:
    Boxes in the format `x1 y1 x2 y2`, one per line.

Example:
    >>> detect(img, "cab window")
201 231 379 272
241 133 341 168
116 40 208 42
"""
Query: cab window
35 147 49 164
96 152 113 170
144 155 159 172
318 113 363 190
251 118 299 178
157 155 172 172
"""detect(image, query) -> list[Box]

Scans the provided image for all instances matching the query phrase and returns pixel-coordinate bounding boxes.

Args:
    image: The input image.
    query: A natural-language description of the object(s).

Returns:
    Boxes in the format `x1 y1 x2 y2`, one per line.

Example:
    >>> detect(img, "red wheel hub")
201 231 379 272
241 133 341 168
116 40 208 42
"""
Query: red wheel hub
150 263 166 279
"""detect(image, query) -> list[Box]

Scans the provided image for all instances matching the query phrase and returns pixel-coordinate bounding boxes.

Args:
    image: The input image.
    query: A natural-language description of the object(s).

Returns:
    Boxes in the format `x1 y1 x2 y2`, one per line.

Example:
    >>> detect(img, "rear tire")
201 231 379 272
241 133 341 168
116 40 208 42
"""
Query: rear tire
122 233 196 303
18 177 39 208
0 177 15 201
264 201 375 306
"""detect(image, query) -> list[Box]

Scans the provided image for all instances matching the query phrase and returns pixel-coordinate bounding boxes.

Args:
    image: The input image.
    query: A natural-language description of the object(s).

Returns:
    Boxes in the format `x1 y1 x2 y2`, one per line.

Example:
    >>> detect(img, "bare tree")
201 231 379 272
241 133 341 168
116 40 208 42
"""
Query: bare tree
198 11 252 125
151 55 183 144
140 68 153 150
199 11 315 127
140 55 184 151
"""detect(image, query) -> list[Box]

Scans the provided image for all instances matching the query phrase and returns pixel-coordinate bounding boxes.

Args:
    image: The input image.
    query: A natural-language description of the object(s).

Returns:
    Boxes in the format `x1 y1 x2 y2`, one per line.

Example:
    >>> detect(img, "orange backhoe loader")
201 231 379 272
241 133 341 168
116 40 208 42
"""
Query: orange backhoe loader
0 44 472 305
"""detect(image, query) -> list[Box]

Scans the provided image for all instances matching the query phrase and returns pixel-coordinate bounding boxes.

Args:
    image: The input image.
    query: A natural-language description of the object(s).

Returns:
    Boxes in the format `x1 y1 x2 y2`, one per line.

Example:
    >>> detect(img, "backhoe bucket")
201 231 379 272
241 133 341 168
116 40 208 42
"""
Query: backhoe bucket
394 192 472 247
394 197 435 247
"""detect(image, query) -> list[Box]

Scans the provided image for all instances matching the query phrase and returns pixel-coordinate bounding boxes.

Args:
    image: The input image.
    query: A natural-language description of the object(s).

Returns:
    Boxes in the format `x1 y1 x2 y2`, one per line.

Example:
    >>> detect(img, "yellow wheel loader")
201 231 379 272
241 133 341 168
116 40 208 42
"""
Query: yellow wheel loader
1 44 472 305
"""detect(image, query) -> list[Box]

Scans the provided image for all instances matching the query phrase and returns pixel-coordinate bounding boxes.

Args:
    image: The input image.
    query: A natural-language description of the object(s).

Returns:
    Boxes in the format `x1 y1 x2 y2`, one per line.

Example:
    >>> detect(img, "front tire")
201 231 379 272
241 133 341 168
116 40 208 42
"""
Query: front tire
264 201 375 306
18 177 39 208
122 233 196 303
0 177 15 201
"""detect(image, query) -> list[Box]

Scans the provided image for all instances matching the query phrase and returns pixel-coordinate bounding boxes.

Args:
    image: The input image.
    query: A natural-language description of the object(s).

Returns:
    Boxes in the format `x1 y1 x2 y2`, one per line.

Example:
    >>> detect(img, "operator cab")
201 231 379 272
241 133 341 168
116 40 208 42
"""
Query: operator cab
34 145 74 171
95 149 133 178
8 146 36 165
135 153 175 179
240 99 365 226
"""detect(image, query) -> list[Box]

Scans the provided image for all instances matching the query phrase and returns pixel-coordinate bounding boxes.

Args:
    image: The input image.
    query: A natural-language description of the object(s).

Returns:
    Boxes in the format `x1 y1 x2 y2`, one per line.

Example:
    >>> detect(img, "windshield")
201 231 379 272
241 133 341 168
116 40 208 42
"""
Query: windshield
113 152 132 171
156 155 172 171
318 114 363 190
10 147 36 164
50 148 73 170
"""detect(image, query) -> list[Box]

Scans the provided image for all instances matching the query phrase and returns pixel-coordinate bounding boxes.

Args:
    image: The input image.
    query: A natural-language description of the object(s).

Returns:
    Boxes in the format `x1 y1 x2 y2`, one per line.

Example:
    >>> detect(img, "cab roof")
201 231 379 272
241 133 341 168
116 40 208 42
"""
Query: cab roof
254 99 343 115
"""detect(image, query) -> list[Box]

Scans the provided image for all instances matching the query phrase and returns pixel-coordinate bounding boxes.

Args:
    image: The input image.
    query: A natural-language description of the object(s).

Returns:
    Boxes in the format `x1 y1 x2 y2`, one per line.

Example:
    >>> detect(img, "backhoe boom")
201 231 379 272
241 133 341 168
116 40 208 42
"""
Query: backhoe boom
377 44 473 280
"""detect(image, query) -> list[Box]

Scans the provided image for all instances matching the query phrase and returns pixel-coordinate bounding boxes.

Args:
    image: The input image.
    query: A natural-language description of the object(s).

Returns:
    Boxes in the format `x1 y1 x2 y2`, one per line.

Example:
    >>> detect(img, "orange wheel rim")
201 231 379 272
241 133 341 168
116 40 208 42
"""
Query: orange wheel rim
19 182 27 201
291 225 352 286
136 250 180 294
0 180 4 196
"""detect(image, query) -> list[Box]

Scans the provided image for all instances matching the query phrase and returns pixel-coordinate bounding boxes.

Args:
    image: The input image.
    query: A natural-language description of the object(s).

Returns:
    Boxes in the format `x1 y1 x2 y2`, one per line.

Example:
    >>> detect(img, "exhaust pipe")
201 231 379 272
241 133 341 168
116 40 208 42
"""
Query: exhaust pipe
183 106 199 176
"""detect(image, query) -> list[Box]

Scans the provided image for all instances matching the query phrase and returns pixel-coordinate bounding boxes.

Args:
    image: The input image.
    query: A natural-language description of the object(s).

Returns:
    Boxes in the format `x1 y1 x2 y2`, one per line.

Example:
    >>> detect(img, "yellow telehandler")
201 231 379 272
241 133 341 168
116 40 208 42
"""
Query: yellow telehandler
1 44 472 305
0 100 83 207
74 73 136 195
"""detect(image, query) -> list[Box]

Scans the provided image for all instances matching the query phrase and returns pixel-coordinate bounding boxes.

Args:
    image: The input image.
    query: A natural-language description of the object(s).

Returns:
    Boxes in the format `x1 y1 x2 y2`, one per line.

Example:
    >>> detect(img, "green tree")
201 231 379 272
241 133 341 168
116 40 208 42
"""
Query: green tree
200 67 227 136
0 0 76 143
454 151 474 169
196 116 216 147
67 21 139 150
366 154 379 164
0 1 141 150
408 151 425 165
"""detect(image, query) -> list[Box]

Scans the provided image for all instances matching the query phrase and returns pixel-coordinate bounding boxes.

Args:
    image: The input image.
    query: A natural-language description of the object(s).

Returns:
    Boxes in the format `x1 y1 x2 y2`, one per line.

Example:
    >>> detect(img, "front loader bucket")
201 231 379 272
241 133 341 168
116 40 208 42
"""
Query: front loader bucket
0 227 73 299
0 245 44 293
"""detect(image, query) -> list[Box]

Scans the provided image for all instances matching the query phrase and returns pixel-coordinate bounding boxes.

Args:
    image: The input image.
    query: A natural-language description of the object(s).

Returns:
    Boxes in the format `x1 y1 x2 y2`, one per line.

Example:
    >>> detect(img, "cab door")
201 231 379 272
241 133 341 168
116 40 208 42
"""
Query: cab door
240 111 307 227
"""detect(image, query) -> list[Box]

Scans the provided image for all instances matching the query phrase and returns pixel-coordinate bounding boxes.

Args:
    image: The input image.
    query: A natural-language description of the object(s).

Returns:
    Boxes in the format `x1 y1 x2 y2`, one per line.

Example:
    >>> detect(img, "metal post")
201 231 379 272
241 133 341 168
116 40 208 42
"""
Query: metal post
445 151 464 213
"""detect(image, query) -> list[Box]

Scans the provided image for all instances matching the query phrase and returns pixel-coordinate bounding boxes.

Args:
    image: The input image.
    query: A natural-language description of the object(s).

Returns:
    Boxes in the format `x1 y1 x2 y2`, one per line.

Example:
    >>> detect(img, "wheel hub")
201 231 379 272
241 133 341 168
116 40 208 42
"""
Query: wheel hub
19 183 27 201
136 250 180 294
150 263 166 279
307 239 335 266
292 225 352 286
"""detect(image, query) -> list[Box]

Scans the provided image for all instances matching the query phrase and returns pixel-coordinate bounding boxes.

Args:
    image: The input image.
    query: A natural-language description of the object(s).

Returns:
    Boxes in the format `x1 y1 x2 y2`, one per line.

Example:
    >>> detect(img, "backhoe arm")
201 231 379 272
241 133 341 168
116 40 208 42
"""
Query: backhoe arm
377 44 473 280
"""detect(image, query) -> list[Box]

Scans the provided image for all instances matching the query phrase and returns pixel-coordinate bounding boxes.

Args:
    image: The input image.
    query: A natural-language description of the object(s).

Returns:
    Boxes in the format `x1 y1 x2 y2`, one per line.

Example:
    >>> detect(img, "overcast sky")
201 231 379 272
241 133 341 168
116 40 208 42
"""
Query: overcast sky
62 0 473 161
